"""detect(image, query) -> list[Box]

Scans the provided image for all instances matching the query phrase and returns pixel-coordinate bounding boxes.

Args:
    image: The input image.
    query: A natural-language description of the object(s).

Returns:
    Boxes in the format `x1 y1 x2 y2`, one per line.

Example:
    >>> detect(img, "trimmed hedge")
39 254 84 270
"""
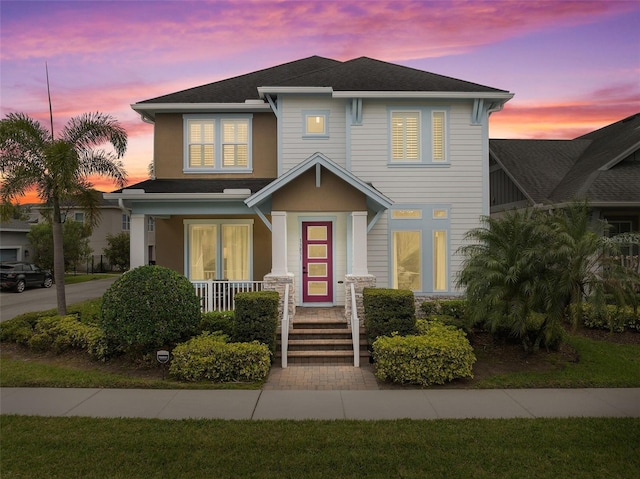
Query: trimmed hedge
574 304 640 333
200 311 235 337
373 321 476 386
233 291 279 355
363 288 416 343
169 332 270 383
0 311 46 345
420 299 473 333
100 266 202 354
27 315 110 360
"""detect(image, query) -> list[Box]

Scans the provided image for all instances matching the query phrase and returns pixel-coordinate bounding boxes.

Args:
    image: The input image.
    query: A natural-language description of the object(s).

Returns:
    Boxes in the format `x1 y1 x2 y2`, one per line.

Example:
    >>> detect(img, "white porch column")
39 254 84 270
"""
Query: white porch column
351 211 369 275
130 213 148 269
271 211 288 275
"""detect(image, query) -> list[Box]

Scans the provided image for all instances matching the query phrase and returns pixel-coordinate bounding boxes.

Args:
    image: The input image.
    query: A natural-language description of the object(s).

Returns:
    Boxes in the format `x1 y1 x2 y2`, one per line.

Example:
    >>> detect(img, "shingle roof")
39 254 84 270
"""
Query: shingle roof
112 178 276 194
138 56 341 104
490 113 640 205
137 55 508 105
272 57 509 93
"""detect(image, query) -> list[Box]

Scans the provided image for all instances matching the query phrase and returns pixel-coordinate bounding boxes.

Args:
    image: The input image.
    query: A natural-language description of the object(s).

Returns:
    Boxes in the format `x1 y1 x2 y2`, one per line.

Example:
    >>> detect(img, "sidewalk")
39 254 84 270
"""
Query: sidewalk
1 387 638 420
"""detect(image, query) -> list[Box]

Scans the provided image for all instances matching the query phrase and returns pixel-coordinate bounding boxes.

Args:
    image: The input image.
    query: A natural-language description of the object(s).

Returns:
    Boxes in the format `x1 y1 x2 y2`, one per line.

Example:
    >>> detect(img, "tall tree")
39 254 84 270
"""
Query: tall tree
0 112 127 314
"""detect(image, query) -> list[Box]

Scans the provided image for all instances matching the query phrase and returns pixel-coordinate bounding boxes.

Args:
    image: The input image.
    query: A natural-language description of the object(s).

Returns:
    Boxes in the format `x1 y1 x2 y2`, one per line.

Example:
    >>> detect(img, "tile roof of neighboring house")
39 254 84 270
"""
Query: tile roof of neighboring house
0 219 32 232
112 178 276 194
490 112 640 205
137 56 508 105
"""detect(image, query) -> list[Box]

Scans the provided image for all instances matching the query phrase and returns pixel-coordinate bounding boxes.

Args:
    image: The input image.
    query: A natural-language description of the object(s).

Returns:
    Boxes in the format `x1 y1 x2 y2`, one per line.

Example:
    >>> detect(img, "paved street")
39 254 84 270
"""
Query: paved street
0 276 118 322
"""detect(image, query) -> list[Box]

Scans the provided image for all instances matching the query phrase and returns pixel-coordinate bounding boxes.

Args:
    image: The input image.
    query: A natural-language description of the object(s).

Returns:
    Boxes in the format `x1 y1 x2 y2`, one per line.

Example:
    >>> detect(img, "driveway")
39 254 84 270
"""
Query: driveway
0 277 119 322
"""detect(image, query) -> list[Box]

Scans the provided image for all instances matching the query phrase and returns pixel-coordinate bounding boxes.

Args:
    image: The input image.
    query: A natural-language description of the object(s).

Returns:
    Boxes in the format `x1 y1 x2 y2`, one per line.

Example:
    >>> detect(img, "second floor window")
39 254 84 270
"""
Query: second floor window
391 112 420 162
389 108 448 164
184 115 252 173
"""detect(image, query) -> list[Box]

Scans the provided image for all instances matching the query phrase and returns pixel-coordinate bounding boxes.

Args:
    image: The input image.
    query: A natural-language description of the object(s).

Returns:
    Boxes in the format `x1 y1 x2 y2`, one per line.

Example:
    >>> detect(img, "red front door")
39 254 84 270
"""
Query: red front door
302 221 333 303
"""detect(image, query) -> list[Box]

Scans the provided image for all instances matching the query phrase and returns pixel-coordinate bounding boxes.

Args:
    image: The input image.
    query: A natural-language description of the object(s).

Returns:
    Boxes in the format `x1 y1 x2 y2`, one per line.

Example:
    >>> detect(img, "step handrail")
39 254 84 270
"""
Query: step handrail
350 283 360 367
281 283 290 369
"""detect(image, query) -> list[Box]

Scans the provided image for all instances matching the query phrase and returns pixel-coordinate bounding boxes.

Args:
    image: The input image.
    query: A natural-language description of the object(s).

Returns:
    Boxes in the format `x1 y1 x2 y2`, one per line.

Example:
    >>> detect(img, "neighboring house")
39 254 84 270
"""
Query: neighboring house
489 113 640 263
28 197 156 271
0 219 32 262
105 56 513 312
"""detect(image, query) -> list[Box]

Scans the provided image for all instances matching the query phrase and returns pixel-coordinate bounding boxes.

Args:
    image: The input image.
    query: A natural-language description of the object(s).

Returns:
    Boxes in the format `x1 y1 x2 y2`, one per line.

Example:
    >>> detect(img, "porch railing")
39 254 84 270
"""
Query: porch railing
350 283 360 368
192 280 265 312
281 283 290 369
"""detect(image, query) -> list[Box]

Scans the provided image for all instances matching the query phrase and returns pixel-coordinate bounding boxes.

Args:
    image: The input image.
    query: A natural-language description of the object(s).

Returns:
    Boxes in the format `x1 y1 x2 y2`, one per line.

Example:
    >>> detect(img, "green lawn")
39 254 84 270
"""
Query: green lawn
2 333 638 389
1 416 638 478
473 336 640 388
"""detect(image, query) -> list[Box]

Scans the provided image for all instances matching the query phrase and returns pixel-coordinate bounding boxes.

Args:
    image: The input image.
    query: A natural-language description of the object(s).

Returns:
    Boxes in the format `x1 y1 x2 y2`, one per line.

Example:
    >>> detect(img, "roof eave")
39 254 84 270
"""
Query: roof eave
104 191 252 201
331 91 514 100
131 102 272 122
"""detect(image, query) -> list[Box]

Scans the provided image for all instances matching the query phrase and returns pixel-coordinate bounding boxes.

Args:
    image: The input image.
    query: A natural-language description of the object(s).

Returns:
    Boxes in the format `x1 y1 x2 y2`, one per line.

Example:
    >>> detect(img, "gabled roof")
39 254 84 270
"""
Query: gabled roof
490 113 640 206
245 153 393 212
132 55 513 121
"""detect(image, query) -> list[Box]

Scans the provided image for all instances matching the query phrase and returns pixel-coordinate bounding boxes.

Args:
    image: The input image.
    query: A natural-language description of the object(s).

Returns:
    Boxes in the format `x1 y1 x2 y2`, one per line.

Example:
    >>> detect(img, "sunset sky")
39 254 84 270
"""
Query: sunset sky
1 0 639 203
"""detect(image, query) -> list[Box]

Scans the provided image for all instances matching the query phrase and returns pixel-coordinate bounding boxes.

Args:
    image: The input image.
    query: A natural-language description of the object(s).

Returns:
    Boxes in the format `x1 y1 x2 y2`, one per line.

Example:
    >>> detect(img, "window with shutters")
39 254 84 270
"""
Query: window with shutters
391 111 420 162
388 108 448 165
183 115 252 173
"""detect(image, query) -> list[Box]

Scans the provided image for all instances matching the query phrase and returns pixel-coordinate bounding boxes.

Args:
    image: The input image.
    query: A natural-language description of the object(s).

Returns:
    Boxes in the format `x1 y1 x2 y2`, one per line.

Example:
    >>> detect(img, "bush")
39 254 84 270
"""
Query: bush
170 332 271 382
373 322 476 386
0 311 50 345
420 299 473 333
363 288 416 344
27 315 110 360
100 265 202 354
200 311 235 336
577 303 640 333
67 298 103 325
233 291 279 355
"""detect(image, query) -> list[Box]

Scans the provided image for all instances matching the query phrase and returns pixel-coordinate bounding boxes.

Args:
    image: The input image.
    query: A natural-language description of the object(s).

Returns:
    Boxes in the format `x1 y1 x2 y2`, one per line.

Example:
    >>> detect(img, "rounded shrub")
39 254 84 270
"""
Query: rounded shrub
373 322 476 386
100 265 202 354
170 332 270 383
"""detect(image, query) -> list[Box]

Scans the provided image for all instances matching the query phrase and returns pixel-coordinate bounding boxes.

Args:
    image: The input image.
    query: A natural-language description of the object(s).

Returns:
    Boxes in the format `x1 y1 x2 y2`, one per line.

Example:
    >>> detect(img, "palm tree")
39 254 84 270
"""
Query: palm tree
457 208 559 351
0 112 127 315
548 202 640 328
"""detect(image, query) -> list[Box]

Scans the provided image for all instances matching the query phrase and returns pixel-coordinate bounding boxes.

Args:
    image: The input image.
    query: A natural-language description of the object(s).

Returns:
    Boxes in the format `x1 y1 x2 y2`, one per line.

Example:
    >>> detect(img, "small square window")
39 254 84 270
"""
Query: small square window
74 212 84 224
303 111 329 138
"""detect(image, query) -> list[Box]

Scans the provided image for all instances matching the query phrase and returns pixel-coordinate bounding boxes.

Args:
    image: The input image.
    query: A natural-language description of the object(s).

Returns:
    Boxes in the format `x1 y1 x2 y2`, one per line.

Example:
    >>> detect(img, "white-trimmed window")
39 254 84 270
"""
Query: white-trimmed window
388 108 449 164
74 212 84 224
432 111 446 162
185 220 253 281
302 110 329 138
392 230 422 291
122 214 130 231
391 111 420 162
389 205 450 293
184 115 252 172
147 217 155 232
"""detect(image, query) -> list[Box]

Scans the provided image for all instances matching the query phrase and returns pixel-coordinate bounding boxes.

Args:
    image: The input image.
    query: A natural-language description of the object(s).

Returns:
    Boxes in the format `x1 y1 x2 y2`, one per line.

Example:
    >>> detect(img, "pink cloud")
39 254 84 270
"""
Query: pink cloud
491 81 640 139
2 0 635 66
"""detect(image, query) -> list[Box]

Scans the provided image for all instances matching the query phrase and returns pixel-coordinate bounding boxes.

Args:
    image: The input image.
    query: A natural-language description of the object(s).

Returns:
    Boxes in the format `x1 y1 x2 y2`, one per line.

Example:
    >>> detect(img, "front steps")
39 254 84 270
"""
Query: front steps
276 315 369 366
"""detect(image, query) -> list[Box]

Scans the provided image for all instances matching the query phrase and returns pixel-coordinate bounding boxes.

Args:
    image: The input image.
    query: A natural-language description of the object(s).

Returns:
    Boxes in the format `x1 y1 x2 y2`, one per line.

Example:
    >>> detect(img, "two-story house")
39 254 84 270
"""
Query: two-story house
106 56 513 316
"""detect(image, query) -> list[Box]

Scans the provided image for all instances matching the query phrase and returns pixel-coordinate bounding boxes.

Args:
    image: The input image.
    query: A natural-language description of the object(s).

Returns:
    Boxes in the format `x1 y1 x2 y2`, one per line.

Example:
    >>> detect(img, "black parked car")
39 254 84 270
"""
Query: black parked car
0 262 53 293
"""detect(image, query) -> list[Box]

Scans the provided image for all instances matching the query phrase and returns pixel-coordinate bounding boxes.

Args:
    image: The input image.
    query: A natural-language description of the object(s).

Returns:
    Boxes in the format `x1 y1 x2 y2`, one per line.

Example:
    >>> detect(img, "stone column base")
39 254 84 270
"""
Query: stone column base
344 274 376 327
263 273 295 327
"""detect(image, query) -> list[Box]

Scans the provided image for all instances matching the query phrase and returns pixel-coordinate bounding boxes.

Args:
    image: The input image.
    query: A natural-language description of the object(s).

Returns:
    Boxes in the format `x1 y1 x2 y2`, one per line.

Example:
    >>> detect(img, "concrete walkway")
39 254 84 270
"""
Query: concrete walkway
1 387 638 420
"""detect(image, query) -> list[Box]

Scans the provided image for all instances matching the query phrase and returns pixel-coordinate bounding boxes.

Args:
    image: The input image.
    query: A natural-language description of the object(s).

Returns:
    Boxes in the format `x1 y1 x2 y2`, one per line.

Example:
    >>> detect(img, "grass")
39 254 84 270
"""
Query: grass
0 356 260 389
1 416 638 478
473 335 640 388
2 332 638 389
